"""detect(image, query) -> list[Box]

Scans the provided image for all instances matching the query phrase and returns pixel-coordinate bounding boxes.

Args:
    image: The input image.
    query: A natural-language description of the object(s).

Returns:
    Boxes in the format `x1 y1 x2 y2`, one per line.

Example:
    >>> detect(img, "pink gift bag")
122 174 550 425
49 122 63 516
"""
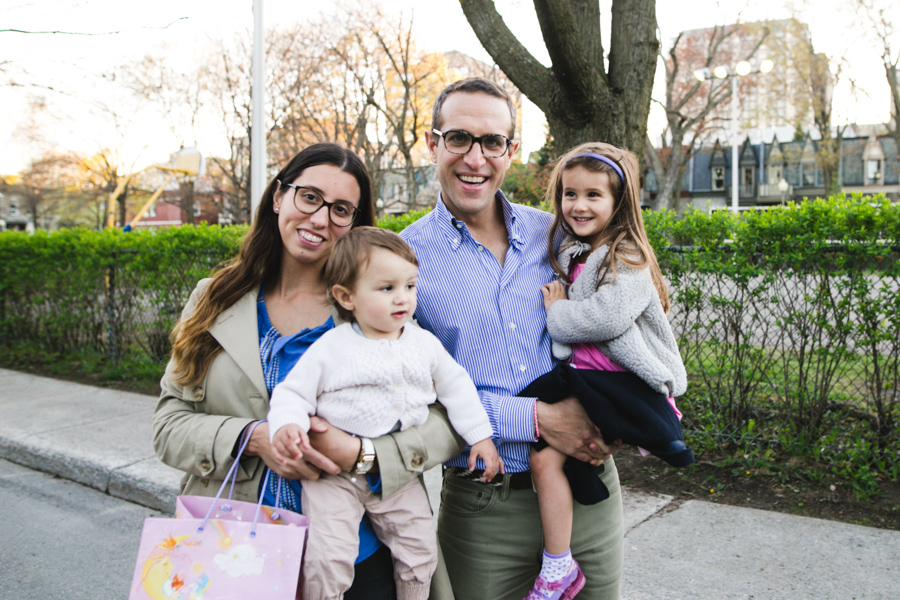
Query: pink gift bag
129 422 308 599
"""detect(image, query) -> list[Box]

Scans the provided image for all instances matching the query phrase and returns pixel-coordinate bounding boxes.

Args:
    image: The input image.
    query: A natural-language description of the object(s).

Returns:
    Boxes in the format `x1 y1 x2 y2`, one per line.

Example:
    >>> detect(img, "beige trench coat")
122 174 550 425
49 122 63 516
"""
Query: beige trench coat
152 279 463 599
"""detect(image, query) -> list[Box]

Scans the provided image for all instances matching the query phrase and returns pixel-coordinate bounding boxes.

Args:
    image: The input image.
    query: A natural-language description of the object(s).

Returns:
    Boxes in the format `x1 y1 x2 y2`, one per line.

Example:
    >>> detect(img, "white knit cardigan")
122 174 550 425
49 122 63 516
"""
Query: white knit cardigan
268 322 493 445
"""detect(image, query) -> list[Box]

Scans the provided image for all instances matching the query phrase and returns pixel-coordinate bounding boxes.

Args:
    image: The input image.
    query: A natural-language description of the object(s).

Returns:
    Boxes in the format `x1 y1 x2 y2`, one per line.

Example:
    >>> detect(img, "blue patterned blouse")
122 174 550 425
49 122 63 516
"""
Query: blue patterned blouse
256 288 381 564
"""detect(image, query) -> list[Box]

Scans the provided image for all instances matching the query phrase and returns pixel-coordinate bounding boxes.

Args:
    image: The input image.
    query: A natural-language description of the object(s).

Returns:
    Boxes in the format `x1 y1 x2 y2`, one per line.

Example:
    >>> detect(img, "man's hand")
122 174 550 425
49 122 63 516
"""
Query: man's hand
307 416 369 473
244 420 341 480
541 281 567 311
536 398 622 465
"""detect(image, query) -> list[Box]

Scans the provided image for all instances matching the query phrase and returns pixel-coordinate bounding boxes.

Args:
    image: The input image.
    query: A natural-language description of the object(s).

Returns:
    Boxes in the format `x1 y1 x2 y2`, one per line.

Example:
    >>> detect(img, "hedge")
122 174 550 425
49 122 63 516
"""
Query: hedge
1 195 897 488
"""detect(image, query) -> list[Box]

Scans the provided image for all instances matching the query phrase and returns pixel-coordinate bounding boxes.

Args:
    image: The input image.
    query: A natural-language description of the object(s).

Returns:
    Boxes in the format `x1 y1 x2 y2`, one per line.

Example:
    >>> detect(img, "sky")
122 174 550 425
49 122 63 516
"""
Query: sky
0 0 893 175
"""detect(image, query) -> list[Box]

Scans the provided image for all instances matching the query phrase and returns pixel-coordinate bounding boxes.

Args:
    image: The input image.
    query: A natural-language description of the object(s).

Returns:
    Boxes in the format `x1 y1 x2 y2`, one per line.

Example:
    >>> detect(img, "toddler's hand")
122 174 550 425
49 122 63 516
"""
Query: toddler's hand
541 281 567 310
272 424 310 465
469 438 504 482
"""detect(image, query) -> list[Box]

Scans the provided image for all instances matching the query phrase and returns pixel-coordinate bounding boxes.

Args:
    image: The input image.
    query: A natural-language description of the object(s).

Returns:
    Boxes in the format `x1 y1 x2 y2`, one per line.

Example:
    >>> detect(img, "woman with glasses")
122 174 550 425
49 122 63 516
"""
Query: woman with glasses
153 143 463 600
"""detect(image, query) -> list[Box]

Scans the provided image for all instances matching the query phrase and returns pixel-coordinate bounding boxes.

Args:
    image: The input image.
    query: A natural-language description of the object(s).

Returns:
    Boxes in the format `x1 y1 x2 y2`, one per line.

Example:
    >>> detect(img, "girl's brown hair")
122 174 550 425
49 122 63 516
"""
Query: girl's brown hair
170 143 375 387
545 142 669 312
324 227 418 323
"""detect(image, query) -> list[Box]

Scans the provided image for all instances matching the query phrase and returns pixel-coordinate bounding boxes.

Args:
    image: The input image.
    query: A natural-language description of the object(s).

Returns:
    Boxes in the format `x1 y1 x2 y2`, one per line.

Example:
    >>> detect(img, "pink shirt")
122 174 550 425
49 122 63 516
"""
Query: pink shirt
570 263 628 372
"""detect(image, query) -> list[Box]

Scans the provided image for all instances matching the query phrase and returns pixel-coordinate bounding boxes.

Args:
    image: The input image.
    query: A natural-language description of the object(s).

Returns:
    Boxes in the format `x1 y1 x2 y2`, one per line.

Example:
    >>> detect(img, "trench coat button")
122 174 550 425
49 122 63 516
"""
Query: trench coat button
411 455 424 468
192 387 204 401
200 459 212 472
201 478 209 487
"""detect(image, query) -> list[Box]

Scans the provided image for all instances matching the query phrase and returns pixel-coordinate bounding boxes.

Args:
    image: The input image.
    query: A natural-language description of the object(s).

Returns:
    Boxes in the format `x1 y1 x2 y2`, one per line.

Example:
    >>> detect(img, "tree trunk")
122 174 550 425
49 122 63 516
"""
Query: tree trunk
405 164 417 212
117 187 128 229
886 60 900 162
180 181 196 226
460 0 658 159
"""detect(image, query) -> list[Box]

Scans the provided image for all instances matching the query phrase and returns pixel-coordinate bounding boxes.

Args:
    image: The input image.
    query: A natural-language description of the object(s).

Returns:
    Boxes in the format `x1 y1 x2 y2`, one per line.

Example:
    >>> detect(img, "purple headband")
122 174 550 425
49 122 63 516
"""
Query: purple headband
566 153 625 182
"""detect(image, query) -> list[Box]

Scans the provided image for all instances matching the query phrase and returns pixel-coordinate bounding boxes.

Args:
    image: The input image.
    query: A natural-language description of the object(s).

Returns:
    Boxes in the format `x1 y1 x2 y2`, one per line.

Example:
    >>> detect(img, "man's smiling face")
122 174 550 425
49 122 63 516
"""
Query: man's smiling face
426 91 518 222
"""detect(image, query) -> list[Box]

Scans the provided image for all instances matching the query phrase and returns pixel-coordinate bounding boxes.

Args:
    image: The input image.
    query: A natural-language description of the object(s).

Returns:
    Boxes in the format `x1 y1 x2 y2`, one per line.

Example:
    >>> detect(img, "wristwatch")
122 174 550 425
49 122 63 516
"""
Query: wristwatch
352 437 376 475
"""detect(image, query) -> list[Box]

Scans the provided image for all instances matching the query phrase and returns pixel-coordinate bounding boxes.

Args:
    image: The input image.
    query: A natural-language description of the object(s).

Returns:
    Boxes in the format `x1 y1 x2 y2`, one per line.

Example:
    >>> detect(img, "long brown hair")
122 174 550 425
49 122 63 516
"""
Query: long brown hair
170 143 375 386
545 142 669 312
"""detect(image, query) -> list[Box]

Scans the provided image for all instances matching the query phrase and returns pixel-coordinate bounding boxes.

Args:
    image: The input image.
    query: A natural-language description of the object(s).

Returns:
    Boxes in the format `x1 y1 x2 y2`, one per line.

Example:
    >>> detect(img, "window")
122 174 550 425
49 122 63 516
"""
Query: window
146 204 156 218
769 165 783 185
802 163 816 187
866 159 882 185
712 167 725 191
193 202 201 217
740 167 755 197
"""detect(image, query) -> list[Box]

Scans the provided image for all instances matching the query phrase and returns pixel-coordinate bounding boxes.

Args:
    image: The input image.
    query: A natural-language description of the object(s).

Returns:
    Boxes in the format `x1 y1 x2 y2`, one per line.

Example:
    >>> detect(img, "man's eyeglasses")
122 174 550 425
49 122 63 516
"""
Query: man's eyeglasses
432 129 513 158
278 182 359 227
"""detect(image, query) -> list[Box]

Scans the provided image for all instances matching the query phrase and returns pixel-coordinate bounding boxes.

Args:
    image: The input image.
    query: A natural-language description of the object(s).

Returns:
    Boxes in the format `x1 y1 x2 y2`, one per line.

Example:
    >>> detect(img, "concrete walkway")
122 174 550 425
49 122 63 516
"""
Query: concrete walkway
0 368 896 599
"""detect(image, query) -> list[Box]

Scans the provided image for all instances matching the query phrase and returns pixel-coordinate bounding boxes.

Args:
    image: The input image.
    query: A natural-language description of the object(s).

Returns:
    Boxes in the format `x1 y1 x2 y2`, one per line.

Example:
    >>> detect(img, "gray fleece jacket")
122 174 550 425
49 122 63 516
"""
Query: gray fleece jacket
546 239 687 397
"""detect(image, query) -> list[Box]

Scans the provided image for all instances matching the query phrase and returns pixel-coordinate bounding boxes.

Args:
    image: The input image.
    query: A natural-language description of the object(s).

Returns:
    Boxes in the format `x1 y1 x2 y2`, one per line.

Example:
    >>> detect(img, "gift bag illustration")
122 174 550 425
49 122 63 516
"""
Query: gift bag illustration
129 422 308 599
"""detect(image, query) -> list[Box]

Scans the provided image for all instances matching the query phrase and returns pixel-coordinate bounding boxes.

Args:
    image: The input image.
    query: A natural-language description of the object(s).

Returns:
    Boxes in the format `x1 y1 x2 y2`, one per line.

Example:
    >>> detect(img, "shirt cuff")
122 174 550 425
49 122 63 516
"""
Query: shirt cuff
493 393 539 444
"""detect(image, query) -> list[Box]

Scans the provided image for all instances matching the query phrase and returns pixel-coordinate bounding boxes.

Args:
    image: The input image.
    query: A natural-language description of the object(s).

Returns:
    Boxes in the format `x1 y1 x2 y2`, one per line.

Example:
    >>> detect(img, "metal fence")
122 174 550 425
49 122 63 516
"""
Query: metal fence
659 245 899 465
1 244 897 468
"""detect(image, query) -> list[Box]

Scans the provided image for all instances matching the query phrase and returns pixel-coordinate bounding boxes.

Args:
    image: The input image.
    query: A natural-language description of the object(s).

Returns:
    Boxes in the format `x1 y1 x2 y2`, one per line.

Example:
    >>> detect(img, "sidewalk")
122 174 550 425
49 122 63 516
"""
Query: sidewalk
1 367 896 599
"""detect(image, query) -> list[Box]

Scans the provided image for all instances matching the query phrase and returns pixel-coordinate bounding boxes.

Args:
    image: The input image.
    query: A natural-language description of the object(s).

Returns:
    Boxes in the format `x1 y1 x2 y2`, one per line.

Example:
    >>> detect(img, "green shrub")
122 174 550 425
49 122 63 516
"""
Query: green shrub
1 196 898 488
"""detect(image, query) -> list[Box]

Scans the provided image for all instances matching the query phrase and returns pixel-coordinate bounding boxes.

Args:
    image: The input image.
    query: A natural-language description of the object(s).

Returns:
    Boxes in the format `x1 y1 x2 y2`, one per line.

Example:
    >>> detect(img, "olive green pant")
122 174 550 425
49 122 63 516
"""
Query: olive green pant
437 458 624 600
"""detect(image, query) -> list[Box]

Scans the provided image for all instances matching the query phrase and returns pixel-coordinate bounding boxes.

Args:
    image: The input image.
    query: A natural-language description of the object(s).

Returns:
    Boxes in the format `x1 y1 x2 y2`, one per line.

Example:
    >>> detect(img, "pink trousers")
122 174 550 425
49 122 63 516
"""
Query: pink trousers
300 472 437 600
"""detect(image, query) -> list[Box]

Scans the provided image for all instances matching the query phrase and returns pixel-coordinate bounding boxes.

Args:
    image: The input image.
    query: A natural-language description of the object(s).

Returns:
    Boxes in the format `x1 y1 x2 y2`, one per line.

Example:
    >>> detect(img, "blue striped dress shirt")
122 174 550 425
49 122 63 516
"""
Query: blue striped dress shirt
401 192 557 474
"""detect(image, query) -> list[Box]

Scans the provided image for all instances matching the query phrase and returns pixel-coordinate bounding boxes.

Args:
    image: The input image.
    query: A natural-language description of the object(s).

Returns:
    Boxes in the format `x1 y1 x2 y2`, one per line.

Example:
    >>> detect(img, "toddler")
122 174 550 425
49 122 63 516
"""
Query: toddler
268 226 501 600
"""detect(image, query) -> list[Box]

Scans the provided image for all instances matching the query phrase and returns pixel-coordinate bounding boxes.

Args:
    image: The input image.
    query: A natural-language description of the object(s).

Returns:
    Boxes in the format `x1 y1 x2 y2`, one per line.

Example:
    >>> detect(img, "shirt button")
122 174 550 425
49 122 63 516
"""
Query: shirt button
520 365 527 372
478 246 484 252
510 323 516 330
395 406 403 413
395 381 402 388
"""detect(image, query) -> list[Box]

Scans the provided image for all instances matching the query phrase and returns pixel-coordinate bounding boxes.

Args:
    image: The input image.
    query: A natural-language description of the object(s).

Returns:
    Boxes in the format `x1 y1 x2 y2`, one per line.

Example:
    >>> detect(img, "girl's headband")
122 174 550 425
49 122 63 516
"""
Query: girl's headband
566 153 625 182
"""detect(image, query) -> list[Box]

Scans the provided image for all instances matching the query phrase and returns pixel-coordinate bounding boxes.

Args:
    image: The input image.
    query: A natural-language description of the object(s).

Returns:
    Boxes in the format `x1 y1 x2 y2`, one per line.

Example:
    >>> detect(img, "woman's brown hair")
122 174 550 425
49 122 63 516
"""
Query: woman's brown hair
545 142 669 312
170 143 375 386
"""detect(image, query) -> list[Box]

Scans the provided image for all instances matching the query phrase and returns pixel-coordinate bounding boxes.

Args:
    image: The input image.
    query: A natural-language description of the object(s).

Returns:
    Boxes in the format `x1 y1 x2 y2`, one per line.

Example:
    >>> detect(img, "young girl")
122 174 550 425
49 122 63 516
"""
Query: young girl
267 226 502 600
523 143 691 600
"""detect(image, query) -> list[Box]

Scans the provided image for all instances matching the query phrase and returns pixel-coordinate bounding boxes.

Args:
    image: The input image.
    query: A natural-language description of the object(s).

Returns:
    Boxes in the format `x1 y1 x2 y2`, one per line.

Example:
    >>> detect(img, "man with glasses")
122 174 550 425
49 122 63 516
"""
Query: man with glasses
401 77 625 600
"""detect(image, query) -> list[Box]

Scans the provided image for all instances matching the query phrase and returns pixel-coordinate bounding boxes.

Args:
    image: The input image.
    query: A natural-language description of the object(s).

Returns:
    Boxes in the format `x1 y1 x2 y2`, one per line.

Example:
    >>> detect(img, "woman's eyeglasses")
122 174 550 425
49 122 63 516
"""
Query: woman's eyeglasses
279 182 359 227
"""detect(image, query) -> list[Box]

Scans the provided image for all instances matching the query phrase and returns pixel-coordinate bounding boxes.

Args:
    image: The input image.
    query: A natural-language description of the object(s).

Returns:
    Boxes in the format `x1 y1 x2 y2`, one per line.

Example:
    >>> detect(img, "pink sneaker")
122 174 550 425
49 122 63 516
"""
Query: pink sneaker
524 559 585 600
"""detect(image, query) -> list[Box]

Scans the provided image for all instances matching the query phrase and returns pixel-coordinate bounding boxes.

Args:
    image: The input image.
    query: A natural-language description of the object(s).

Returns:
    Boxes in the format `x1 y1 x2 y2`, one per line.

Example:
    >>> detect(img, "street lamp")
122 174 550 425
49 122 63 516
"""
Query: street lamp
778 177 789 206
695 59 774 213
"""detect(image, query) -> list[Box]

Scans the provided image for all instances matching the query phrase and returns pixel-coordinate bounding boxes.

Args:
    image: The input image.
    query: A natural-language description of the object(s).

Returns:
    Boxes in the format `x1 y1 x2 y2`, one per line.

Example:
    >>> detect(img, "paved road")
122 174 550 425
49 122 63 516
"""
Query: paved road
0 458 162 600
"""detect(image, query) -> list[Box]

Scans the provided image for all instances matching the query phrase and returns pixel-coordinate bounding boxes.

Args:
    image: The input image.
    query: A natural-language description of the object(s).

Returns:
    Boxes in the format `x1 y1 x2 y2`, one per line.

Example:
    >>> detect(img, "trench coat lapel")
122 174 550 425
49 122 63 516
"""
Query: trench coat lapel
208 287 268 399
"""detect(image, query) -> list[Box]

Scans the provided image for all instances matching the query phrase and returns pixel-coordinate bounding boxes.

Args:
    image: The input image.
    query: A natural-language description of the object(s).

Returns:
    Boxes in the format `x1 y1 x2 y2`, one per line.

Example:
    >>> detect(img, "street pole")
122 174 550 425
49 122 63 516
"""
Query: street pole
731 74 739 214
250 0 265 222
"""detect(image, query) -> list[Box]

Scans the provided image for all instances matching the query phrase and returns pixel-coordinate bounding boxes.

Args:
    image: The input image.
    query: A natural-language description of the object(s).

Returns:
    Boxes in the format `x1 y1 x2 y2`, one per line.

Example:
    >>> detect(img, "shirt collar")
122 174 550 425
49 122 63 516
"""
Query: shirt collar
432 190 523 251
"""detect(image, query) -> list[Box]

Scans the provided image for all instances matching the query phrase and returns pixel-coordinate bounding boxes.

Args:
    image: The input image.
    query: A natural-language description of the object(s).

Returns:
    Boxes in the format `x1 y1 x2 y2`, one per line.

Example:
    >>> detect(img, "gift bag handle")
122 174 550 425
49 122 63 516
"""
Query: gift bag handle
199 420 271 535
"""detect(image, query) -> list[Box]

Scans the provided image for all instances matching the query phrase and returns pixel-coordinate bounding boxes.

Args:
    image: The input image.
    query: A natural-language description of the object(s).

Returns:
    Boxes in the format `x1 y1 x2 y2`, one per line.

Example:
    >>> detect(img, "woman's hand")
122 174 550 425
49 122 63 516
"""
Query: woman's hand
307 416 369 473
244 421 341 480
541 281 567 311
536 397 622 465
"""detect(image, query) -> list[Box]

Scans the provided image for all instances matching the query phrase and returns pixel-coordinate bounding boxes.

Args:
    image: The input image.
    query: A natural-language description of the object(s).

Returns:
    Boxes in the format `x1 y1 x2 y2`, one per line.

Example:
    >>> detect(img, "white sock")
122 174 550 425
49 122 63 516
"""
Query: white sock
539 549 572 582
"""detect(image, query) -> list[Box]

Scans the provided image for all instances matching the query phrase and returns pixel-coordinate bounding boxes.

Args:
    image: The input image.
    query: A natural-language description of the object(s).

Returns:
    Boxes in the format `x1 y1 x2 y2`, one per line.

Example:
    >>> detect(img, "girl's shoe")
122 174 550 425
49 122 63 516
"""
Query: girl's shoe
524 559 585 600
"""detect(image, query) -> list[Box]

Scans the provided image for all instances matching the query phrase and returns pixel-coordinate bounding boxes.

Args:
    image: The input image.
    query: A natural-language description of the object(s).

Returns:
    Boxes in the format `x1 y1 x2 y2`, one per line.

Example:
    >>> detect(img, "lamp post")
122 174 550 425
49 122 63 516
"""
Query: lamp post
250 0 265 222
778 177 789 206
695 59 774 213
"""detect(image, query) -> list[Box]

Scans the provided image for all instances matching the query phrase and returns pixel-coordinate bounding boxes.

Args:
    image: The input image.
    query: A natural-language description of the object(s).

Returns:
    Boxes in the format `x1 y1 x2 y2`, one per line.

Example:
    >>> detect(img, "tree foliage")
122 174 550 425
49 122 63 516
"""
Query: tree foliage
648 23 767 211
